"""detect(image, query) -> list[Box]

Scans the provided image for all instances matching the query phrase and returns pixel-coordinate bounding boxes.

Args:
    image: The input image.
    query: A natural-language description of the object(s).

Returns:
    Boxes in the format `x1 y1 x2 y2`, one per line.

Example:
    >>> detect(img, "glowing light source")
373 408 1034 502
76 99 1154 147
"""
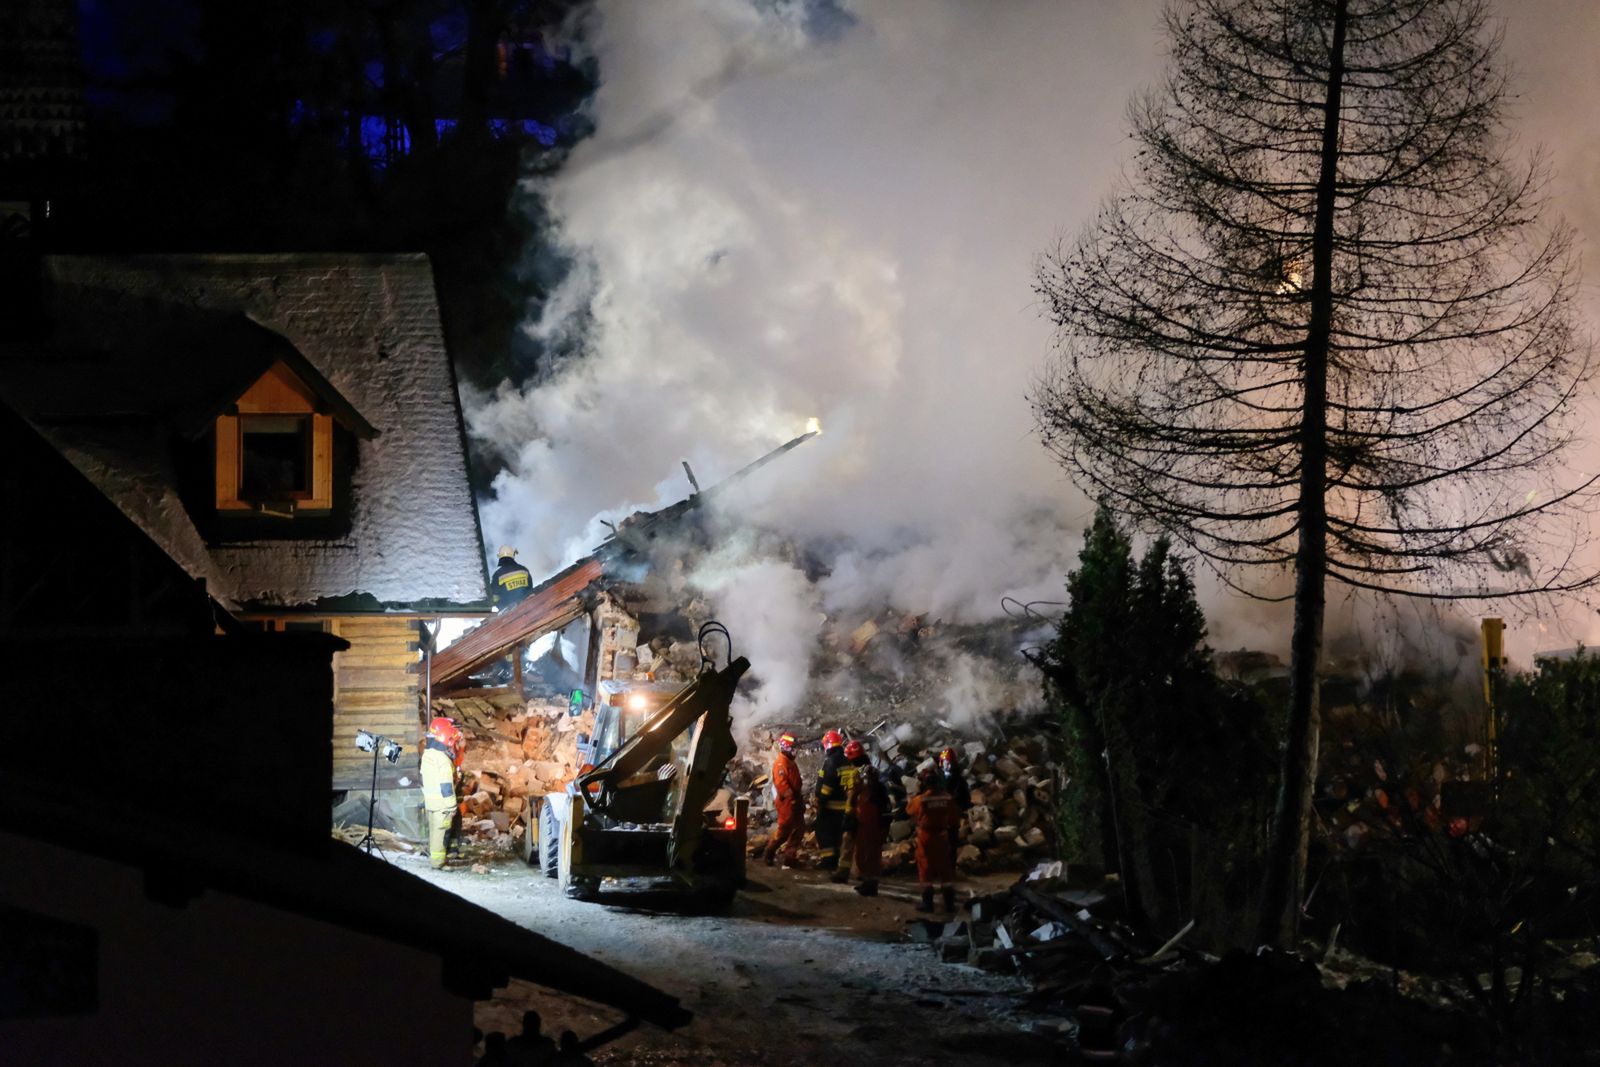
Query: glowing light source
805 416 822 435
722 816 737 830
627 692 649 712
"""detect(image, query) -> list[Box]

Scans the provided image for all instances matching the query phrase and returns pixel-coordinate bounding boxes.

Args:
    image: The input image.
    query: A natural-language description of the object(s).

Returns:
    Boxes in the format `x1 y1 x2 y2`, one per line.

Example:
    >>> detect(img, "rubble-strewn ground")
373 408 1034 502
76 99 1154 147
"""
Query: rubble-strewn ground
402 852 1072 1066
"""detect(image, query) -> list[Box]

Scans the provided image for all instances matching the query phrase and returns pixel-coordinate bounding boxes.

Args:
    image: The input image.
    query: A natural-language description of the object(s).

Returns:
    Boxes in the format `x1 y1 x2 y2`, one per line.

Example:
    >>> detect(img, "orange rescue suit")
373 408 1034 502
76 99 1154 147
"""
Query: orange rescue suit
906 787 959 884
764 750 805 863
849 763 886 879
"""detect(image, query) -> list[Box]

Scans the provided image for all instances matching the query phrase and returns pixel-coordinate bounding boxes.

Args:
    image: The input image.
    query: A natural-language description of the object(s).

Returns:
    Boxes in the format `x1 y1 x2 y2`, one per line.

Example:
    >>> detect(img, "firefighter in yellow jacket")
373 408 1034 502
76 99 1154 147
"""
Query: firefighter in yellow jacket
421 717 464 868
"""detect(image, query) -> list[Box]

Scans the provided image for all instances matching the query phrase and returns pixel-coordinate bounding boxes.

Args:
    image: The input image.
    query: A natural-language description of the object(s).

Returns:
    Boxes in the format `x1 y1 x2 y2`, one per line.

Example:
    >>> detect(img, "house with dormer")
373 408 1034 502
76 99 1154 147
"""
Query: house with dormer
0 253 491 811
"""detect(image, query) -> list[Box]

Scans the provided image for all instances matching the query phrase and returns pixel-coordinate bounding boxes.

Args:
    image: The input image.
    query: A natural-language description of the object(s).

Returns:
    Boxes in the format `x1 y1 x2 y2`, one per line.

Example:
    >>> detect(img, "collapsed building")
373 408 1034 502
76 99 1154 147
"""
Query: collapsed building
425 448 1063 873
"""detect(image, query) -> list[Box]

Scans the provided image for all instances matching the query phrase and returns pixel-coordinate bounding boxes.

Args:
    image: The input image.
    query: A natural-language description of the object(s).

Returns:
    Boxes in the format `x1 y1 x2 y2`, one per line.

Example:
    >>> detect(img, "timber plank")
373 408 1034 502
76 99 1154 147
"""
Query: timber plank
334 697 416 714
334 714 415 727
339 630 418 645
333 652 421 669
338 667 417 690
431 558 600 685
335 620 418 635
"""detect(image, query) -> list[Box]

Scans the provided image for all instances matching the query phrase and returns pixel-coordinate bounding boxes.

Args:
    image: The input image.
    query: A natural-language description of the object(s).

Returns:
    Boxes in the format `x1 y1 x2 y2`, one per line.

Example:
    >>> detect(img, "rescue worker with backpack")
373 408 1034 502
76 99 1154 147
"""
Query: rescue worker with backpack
490 546 533 610
763 733 805 867
813 729 849 871
832 739 890 895
907 764 960 913
421 717 464 869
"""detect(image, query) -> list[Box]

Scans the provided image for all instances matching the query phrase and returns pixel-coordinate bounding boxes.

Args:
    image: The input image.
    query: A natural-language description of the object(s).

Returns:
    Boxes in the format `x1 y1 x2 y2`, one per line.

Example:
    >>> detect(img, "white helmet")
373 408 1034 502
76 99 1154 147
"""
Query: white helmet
496 545 519 560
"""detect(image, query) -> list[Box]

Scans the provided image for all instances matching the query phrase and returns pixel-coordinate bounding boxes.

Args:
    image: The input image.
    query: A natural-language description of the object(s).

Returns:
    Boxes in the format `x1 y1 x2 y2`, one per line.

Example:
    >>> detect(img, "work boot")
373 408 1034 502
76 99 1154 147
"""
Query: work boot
941 885 956 913
916 886 935 913
830 867 850 884
854 879 878 897
764 852 776 867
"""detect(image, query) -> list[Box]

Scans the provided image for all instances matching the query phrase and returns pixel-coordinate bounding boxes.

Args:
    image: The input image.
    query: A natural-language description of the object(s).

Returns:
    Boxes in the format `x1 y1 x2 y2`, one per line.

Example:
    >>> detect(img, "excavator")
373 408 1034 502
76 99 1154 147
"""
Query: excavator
527 624 752 905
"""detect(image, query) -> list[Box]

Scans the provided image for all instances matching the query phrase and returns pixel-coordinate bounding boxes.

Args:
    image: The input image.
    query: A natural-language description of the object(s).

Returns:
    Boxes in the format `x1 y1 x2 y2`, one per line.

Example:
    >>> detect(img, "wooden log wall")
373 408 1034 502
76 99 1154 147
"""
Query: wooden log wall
329 616 422 792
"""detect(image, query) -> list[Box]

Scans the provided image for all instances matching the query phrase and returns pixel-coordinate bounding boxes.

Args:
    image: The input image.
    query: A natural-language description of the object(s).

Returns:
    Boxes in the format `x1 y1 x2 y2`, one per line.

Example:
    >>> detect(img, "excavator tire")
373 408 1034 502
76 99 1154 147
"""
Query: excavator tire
538 797 560 878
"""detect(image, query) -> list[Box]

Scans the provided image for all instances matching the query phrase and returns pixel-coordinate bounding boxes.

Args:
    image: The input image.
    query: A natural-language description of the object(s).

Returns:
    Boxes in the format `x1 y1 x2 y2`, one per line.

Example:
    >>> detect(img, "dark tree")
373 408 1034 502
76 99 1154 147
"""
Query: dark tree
1041 506 1275 940
1034 0 1597 946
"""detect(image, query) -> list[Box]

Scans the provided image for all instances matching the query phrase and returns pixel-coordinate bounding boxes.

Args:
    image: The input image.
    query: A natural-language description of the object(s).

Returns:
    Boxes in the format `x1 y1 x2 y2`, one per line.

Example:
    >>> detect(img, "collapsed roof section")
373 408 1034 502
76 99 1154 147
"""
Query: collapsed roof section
432 431 817 687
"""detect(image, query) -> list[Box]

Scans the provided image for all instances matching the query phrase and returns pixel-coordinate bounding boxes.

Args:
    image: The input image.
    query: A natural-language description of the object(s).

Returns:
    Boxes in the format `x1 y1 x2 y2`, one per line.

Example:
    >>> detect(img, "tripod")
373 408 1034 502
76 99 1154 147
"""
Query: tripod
355 740 390 861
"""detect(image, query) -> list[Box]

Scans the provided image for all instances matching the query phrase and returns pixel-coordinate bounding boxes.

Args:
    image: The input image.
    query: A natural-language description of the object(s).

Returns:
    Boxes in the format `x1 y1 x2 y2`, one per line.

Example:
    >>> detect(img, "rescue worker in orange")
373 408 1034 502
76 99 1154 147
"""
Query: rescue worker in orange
835 739 889 896
937 746 972 853
421 717 465 869
906 765 960 913
763 733 805 867
814 729 849 870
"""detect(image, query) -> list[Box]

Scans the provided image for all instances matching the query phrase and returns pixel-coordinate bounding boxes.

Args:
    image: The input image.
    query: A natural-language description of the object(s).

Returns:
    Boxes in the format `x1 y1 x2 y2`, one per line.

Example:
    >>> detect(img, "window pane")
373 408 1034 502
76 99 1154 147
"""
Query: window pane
239 416 310 499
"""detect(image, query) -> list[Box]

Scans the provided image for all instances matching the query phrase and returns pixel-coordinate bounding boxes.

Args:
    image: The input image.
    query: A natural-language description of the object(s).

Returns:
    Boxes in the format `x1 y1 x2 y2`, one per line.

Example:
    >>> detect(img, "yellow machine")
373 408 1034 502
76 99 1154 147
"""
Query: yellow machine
529 644 751 905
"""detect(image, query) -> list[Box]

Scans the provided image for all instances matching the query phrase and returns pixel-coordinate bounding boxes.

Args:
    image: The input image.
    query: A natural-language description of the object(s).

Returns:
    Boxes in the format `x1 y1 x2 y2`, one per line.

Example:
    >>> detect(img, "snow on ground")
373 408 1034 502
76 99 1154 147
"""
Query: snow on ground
400 852 1070 1065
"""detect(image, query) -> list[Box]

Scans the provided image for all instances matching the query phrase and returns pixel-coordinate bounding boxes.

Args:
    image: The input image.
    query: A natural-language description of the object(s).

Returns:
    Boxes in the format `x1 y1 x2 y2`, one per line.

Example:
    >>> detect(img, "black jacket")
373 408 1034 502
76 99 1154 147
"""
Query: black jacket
491 557 533 608
817 747 849 812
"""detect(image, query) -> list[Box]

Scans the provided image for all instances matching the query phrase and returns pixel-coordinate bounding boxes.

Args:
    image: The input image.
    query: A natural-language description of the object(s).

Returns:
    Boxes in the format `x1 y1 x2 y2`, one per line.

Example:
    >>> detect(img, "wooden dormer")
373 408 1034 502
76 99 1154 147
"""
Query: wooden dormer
215 361 335 515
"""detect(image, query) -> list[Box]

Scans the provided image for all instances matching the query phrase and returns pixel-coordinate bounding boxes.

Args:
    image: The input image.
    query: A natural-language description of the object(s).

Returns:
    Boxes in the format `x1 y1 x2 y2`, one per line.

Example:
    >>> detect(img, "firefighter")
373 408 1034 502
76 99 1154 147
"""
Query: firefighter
814 729 849 870
421 717 464 869
837 739 889 895
763 733 805 867
490 546 533 610
907 765 960 913
938 746 973 853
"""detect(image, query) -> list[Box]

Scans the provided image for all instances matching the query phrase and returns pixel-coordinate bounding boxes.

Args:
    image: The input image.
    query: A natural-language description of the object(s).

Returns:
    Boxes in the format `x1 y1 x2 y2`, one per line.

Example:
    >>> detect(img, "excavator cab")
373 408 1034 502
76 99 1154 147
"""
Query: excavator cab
529 646 751 904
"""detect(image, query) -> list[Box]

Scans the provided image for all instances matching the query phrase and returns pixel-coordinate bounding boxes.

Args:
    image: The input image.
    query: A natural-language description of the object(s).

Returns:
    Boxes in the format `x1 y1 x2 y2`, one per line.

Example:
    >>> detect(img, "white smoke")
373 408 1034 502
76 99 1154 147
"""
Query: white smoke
466 0 1600 716
686 536 822 724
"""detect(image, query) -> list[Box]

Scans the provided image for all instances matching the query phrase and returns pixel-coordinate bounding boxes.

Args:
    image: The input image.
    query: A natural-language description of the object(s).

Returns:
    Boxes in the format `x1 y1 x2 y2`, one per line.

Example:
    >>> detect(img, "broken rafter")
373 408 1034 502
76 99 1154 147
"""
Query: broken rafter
430 558 602 687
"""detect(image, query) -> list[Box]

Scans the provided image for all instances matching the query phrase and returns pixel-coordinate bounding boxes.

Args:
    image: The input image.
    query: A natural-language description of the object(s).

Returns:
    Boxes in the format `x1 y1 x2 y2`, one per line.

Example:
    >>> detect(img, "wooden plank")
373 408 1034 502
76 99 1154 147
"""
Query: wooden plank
307 413 333 510
214 415 247 510
432 558 601 685
337 667 417 690
333 713 419 729
334 691 418 711
333 651 421 670
338 630 418 645
335 621 418 637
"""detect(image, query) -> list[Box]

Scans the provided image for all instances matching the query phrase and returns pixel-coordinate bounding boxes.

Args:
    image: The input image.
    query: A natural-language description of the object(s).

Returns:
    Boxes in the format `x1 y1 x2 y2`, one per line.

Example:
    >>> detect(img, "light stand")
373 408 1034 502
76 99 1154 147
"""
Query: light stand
353 729 402 858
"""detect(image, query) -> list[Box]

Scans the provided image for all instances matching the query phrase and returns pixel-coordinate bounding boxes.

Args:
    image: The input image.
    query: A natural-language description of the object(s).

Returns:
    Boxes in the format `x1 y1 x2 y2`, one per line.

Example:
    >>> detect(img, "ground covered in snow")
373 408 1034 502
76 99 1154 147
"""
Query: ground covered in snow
403 852 1070 1066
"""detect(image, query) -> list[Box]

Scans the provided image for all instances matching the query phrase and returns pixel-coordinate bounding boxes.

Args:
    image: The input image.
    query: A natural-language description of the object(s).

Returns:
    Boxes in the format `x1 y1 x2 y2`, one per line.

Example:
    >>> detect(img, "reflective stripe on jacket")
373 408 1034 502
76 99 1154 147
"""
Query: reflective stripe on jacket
420 743 457 813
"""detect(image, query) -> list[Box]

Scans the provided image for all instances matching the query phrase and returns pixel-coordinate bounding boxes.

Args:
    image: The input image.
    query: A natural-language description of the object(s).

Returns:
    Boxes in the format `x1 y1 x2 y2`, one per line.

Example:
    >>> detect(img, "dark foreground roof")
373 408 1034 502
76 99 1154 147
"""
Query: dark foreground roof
2 796 689 1029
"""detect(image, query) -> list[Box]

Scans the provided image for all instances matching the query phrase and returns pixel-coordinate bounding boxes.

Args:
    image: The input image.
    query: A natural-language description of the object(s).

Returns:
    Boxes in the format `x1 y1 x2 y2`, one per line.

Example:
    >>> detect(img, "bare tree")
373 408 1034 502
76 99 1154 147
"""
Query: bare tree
1034 0 1597 948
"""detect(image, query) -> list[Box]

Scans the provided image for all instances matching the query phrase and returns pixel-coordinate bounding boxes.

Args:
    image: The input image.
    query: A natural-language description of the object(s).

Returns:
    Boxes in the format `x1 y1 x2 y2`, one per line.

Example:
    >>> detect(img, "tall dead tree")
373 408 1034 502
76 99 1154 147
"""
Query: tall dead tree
1034 0 1597 948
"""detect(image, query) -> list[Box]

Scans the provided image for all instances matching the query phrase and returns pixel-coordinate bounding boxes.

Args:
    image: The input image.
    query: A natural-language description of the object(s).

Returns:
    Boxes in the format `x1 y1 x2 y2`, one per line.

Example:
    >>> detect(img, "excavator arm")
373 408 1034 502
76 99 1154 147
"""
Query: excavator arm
577 657 750 818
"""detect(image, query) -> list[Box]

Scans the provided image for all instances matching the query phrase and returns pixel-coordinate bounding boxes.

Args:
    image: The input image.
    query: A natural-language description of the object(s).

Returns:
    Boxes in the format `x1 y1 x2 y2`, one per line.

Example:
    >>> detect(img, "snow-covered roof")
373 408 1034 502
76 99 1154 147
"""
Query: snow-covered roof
3 254 488 612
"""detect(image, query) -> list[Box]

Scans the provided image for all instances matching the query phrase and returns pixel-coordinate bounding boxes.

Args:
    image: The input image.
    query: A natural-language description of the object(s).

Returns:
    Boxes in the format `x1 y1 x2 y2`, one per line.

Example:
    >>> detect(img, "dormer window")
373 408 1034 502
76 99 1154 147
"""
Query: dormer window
240 415 313 501
215 362 334 515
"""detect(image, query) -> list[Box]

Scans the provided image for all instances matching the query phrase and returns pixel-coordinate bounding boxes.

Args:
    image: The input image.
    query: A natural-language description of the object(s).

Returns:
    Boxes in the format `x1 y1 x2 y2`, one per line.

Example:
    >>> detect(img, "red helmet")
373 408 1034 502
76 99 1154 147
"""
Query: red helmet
778 733 797 754
843 739 864 760
428 717 462 751
938 747 958 767
822 729 844 750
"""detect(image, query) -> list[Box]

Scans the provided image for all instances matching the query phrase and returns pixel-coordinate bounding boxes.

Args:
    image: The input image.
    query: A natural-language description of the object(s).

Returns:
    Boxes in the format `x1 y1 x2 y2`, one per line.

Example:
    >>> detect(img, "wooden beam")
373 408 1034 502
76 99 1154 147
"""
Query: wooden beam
430 558 602 686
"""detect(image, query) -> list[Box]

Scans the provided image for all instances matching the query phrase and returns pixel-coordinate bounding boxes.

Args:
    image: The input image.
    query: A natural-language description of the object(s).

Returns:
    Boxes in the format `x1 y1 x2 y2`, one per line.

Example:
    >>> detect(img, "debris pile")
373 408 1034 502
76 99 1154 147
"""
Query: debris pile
914 861 1600 1062
431 689 594 850
740 723 1064 874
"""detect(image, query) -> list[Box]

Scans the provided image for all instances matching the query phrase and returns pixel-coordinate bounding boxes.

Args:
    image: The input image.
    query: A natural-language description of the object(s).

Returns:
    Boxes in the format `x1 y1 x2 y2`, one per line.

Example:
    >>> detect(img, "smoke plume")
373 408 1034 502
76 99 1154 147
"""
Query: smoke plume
467 0 1600 722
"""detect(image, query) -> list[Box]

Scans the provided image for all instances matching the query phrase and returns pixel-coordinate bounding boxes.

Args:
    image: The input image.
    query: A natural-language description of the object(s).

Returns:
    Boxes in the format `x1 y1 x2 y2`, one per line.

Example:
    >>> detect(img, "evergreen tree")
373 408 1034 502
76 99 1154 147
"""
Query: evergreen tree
1043 505 1273 938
